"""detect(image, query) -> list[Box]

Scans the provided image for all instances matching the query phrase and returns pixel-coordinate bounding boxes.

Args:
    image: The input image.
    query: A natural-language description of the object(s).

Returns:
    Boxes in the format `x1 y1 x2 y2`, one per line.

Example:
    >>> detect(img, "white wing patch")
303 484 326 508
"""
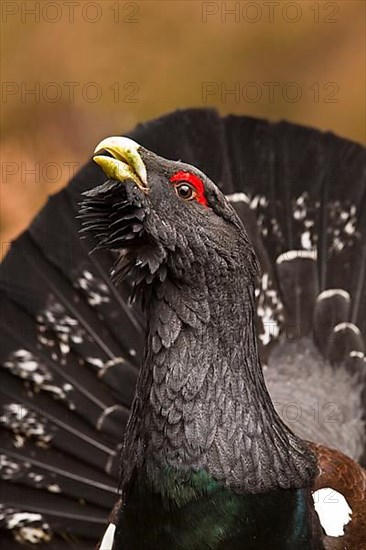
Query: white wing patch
100 523 116 549
312 488 352 537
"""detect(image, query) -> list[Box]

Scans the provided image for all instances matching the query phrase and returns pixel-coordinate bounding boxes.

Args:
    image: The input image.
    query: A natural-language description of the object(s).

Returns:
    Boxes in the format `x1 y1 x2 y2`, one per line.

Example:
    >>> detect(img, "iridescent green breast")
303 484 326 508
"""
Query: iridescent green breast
113 467 323 550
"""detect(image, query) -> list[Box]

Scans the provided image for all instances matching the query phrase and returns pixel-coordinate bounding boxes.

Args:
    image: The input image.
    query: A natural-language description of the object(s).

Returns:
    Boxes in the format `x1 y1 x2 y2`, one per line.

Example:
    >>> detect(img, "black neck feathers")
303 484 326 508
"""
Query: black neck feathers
121 259 317 495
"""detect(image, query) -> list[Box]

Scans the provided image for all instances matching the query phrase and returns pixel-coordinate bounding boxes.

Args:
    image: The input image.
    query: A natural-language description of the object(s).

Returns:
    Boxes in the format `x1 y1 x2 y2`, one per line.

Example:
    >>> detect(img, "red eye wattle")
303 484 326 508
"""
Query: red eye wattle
170 171 208 207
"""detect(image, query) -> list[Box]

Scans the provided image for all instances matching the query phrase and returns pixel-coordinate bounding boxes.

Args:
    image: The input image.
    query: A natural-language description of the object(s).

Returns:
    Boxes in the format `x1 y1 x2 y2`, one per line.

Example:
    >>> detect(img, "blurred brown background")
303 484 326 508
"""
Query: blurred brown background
1 0 365 253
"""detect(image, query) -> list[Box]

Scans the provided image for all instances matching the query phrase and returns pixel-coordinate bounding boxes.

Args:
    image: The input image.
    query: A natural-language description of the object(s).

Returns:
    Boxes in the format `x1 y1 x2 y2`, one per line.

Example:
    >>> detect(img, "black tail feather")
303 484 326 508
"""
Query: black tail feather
0 480 108 540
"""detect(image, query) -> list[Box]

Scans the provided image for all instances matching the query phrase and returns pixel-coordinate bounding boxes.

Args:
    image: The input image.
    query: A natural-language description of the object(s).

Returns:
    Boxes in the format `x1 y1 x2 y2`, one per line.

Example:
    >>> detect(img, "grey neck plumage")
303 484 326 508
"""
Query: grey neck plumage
121 265 317 495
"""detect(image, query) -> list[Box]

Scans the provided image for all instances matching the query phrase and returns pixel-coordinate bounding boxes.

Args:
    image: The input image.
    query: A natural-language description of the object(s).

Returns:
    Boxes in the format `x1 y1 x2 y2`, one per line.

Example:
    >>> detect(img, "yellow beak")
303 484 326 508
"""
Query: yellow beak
93 136 148 192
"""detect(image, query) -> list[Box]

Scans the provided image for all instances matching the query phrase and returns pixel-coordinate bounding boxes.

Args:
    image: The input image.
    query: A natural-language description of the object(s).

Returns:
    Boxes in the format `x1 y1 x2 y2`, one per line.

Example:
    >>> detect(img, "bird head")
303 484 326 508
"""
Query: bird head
80 136 258 293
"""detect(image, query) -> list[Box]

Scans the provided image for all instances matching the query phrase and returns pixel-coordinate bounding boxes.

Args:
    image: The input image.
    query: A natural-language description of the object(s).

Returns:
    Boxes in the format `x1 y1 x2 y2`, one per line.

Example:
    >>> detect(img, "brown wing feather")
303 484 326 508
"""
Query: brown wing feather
308 441 366 549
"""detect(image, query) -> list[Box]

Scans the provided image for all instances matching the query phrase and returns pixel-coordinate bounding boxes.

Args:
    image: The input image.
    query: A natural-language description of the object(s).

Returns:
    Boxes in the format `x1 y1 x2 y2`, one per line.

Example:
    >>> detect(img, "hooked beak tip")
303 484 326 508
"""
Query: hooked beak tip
93 136 148 191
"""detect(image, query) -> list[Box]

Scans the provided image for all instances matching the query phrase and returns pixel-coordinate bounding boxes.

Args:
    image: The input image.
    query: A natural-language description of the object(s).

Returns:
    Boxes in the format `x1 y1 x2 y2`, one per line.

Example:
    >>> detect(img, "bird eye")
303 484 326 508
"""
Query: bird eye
174 182 196 201
170 171 208 207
